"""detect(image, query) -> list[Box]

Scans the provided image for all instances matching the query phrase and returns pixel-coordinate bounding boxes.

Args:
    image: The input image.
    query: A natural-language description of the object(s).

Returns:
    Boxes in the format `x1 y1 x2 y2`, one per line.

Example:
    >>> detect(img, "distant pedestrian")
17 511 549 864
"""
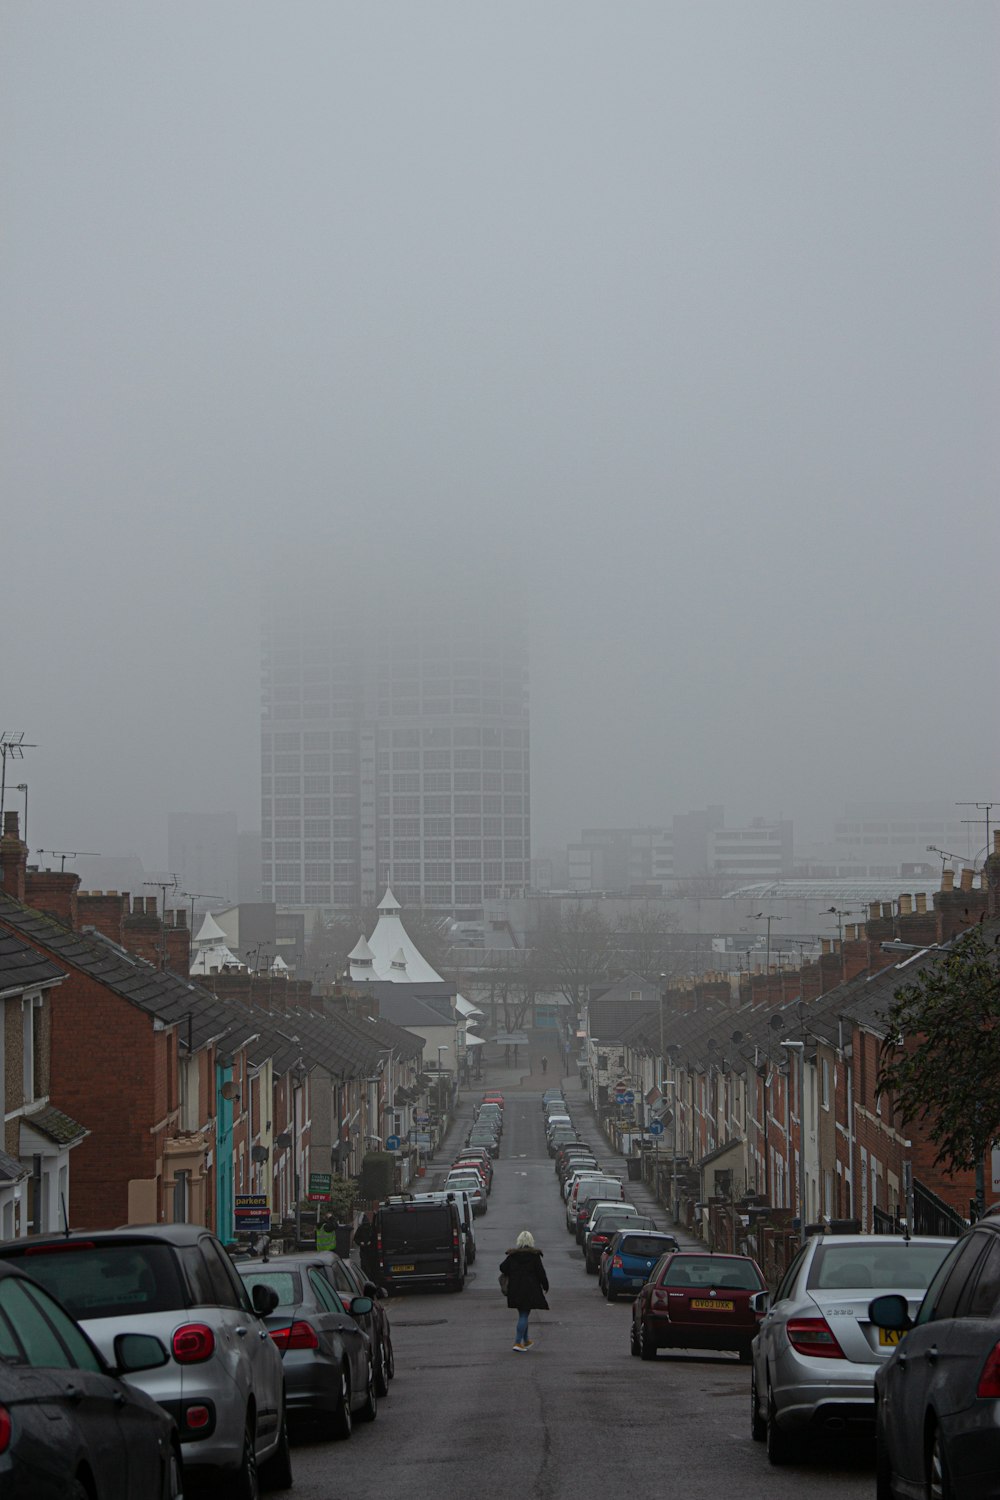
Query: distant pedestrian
354 1212 376 1279
540 1056 548 1075
316 1213 337 1253
500 1230 549 1351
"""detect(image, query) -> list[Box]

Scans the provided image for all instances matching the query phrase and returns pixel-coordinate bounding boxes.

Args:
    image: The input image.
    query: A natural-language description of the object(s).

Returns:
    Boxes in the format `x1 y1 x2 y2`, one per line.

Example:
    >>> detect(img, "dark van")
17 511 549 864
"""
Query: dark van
373 1197 466 1293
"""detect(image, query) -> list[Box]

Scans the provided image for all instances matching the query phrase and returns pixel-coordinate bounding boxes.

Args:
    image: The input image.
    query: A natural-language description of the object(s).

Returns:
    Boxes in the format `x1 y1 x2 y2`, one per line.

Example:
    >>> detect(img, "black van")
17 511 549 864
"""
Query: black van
373 1197 466 1293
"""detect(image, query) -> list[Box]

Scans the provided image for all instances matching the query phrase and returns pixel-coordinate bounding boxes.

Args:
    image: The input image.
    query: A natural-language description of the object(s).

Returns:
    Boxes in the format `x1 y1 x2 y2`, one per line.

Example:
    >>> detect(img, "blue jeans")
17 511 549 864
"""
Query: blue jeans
516 1310 531 1344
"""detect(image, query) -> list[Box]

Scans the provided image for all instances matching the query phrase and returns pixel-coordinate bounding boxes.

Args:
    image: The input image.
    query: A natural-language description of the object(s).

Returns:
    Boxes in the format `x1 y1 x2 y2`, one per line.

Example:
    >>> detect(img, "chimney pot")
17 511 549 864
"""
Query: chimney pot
915 892 927 915
942 869 955 892
899 894 913 916
881 903 893 920
961 868 974 892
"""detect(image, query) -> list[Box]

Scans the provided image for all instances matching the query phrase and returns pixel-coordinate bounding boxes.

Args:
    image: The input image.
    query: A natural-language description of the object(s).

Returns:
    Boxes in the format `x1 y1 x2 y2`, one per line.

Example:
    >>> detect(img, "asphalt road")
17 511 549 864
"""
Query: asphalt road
283 1083 876 1500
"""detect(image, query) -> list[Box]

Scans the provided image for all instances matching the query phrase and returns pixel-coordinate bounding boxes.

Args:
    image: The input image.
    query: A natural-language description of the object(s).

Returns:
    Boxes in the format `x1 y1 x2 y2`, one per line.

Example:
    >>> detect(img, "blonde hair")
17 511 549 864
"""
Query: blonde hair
516 1230 535 1249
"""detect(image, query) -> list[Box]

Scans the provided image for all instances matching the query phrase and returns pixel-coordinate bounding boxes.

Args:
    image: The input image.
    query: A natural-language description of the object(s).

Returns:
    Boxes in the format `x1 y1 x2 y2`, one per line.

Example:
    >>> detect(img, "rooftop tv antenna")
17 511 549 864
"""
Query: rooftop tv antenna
144 876 179 969
180 891 224 933
37 850 102 872
0 732 36 820
957 803 998 865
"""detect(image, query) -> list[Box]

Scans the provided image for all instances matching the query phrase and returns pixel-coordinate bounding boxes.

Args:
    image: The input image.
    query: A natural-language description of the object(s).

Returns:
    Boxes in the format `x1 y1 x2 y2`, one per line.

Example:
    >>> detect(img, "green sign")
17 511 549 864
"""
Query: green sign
308 1172 332 1201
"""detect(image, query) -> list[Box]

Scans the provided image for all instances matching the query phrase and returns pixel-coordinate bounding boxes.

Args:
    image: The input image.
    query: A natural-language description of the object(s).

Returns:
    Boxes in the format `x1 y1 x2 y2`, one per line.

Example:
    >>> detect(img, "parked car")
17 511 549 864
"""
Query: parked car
600 1230 681 1300
0 1258 182 1499
0 1224 291 1496
410 1189 477 1265
575 1186 627 1242
237 1255 376 1438
566 1174 621 1229
275 1250 394 1396
444 1173 488 1216
631 1250 768 1363
750 1231 954 1465
871 1221 1000 1499
372 1196 466 1293
452 1154 493 1191
584 1209 652 1273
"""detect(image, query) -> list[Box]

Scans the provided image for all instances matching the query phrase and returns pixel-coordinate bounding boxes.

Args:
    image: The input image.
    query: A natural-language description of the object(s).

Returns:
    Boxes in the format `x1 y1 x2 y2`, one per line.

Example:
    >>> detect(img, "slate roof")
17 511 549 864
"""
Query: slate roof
375 990 458 1032
0 929 65 997
21 1104 88 1146
0 1150 27 1185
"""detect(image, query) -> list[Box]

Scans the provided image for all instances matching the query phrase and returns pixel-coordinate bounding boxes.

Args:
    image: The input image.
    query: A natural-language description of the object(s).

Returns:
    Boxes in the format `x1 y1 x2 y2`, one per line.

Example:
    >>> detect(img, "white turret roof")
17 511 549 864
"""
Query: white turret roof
194 911 228 944
190 941 242 975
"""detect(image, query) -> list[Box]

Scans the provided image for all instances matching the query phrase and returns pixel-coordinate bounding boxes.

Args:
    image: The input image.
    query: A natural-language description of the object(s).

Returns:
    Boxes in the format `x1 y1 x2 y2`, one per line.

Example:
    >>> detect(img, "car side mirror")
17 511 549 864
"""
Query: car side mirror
869 1293 911 1332
113 1332 169 1374
350 1296 373 1317
749 1292 770 1315
362 1281 381 1298
252 1283 280 1315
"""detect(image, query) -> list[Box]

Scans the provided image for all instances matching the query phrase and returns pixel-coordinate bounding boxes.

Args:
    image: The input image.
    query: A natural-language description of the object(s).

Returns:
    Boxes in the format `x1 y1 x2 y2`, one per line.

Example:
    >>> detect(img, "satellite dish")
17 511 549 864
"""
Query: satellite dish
220 1080 239 1102
731 1030 744 1044
769 1014 785 1032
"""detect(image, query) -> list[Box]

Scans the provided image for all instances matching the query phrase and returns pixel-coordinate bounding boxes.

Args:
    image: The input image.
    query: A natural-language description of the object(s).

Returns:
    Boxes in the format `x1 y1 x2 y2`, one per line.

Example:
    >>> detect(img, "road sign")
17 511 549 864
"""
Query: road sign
386 1134 402 1150
234 1194 271 1233
623 1091 635 1104
615 1094 626 1104
414 1111 430 1123
649 1121 665 1137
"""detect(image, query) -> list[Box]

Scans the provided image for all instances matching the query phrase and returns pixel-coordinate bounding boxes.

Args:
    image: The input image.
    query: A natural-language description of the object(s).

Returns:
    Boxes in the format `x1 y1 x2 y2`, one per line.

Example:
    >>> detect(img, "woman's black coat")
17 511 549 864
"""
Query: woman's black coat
499 1246 549 1310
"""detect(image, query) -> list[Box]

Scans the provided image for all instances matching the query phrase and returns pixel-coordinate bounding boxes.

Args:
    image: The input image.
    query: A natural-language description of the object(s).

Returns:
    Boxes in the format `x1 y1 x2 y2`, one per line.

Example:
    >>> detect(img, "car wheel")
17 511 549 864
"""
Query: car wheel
375 1338 390 1396
766 1381 798 1467
259 1400 293 1491
165 1441 184 1500
928 1423 952 1500
227 1417 260 1500
750 1364 766 1442
875 1421 893 1500
385 1337 395 1381
330 1366 353 1441
629 1318 640 1357
585 1257 596 1275
606 1283 618 1303
357 1360 378 1423
640 1319 657 1361
738 1342 753 1365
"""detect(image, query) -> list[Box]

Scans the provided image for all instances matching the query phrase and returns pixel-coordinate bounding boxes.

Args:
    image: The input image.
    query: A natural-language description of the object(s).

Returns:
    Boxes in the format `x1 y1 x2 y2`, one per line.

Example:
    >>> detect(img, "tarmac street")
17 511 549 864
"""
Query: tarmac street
283 1056 874 1500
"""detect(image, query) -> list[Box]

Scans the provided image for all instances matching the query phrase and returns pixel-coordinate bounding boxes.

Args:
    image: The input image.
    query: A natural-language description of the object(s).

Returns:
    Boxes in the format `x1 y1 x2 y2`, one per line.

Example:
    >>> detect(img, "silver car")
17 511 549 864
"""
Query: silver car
751 1232 954 1465
0 1223 290 1496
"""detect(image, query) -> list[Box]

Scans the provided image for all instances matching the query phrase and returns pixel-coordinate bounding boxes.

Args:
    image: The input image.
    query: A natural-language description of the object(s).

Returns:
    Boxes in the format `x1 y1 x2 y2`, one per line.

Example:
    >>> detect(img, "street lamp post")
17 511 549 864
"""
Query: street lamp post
746 912 786 974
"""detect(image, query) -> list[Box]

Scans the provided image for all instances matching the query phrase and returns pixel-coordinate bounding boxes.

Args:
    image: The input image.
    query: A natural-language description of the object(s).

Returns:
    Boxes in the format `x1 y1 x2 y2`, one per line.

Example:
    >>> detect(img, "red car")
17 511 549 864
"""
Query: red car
630 1251 767 1363
481 1092 505 1108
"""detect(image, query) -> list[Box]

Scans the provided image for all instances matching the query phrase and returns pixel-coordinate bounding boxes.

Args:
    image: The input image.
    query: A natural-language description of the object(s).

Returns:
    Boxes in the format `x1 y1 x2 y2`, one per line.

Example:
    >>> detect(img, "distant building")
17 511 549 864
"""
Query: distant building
563 809 792 894
260 597 530 919
798 801 975 879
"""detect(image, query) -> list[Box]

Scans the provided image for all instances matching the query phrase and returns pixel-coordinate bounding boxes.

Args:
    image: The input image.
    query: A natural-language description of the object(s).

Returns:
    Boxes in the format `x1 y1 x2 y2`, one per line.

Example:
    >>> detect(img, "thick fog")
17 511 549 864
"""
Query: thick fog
3 3 997 869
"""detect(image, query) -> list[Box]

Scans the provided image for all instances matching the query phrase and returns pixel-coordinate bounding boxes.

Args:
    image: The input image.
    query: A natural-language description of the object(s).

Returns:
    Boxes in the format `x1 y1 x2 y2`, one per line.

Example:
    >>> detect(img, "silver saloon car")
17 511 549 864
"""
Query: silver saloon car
751 1233 954 1465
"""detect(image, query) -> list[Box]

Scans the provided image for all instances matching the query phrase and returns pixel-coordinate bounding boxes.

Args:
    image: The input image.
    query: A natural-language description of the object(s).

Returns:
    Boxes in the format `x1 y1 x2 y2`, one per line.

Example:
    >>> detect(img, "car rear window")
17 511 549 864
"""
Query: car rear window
20 1242 186 1320
663 1256 763 1290
809 1242 952 1292
238 1269 301 1307
380 1207 452 1248
621 1236 675 1258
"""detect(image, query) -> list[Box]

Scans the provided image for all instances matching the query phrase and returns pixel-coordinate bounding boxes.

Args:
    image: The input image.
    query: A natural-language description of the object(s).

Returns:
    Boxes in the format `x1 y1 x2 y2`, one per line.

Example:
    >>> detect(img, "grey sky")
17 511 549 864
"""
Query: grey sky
3 3 997 865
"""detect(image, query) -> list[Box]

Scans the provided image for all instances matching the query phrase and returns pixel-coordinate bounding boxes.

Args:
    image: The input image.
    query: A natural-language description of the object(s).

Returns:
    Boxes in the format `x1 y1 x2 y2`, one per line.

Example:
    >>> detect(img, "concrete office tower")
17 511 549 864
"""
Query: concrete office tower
260 594 530 920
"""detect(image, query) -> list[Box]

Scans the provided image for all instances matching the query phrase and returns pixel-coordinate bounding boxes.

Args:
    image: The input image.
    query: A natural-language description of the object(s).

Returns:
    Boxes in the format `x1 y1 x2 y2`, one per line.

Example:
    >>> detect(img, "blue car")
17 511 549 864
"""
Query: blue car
600 1229 680 1301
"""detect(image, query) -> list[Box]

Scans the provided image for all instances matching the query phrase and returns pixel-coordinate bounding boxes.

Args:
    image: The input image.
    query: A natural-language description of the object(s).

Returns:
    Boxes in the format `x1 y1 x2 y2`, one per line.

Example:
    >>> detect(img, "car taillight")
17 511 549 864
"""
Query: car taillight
0 1406 10 1455
650 1287 671 1311
172 1323 215 1363
612 1256 623 1269
786 1317 845 1359
185 1405 210 1429
270 1321 319 1351
977 1342 1000 1397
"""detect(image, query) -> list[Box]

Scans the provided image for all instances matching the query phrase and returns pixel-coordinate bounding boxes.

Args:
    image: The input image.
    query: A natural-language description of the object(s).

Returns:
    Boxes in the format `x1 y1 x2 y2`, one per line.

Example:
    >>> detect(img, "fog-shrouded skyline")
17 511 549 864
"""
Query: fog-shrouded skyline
3 3 997 875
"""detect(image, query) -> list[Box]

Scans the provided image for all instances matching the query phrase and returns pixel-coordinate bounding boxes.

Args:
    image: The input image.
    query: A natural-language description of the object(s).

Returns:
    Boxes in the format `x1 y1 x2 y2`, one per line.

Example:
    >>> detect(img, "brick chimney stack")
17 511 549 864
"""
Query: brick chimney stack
0 811 27 901
25 863 80 929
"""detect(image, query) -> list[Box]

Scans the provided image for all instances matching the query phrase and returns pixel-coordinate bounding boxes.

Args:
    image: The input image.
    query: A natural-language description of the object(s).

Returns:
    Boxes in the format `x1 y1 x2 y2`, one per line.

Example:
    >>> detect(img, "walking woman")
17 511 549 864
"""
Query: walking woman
499 1230 549 1351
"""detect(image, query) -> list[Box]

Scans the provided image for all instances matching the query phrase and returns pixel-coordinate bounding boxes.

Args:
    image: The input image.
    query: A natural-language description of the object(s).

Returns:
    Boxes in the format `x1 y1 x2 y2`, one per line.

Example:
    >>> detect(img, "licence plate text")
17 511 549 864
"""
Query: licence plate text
391 1263 415 1273
878 1327 905 1346
691 1298 734 1311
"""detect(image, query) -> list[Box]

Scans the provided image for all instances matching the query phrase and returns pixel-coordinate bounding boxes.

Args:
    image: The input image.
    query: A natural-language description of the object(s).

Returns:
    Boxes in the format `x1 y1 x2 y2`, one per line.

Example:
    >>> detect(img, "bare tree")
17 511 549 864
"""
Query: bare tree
612 906 680 982
533 903 612 1020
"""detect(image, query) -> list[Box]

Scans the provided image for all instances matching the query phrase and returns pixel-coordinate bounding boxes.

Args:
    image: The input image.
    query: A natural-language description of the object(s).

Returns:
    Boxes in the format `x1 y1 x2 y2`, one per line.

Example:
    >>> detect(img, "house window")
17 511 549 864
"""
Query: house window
22 996 41 1105
822 1058 831 1111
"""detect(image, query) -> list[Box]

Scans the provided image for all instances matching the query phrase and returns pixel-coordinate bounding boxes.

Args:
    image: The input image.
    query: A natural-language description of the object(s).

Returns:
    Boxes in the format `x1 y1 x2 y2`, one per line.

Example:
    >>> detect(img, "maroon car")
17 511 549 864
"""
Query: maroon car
630 1251 767 1363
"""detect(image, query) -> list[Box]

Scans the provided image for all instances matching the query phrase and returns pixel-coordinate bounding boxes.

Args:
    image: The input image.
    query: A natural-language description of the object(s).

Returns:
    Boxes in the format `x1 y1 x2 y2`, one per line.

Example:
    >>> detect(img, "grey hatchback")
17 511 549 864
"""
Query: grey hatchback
0 1225 290 1498
873 1214 1000 1500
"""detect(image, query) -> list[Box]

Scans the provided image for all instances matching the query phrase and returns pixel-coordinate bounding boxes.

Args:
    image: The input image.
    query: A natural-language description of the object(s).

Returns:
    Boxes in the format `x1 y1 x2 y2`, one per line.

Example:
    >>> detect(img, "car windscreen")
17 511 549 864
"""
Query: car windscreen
662 1257 763 1290
380 1208 452 1249
621 1235 676 1258
239 1269 301 1308
808 1241 952 1292
19 1242 187 1319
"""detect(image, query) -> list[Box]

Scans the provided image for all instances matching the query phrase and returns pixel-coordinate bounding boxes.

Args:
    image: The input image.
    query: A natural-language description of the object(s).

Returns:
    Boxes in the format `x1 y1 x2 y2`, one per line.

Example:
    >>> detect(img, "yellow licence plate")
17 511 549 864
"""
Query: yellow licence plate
879 1328 905 1346
391 1264 415 1273
691 1298 734 1311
